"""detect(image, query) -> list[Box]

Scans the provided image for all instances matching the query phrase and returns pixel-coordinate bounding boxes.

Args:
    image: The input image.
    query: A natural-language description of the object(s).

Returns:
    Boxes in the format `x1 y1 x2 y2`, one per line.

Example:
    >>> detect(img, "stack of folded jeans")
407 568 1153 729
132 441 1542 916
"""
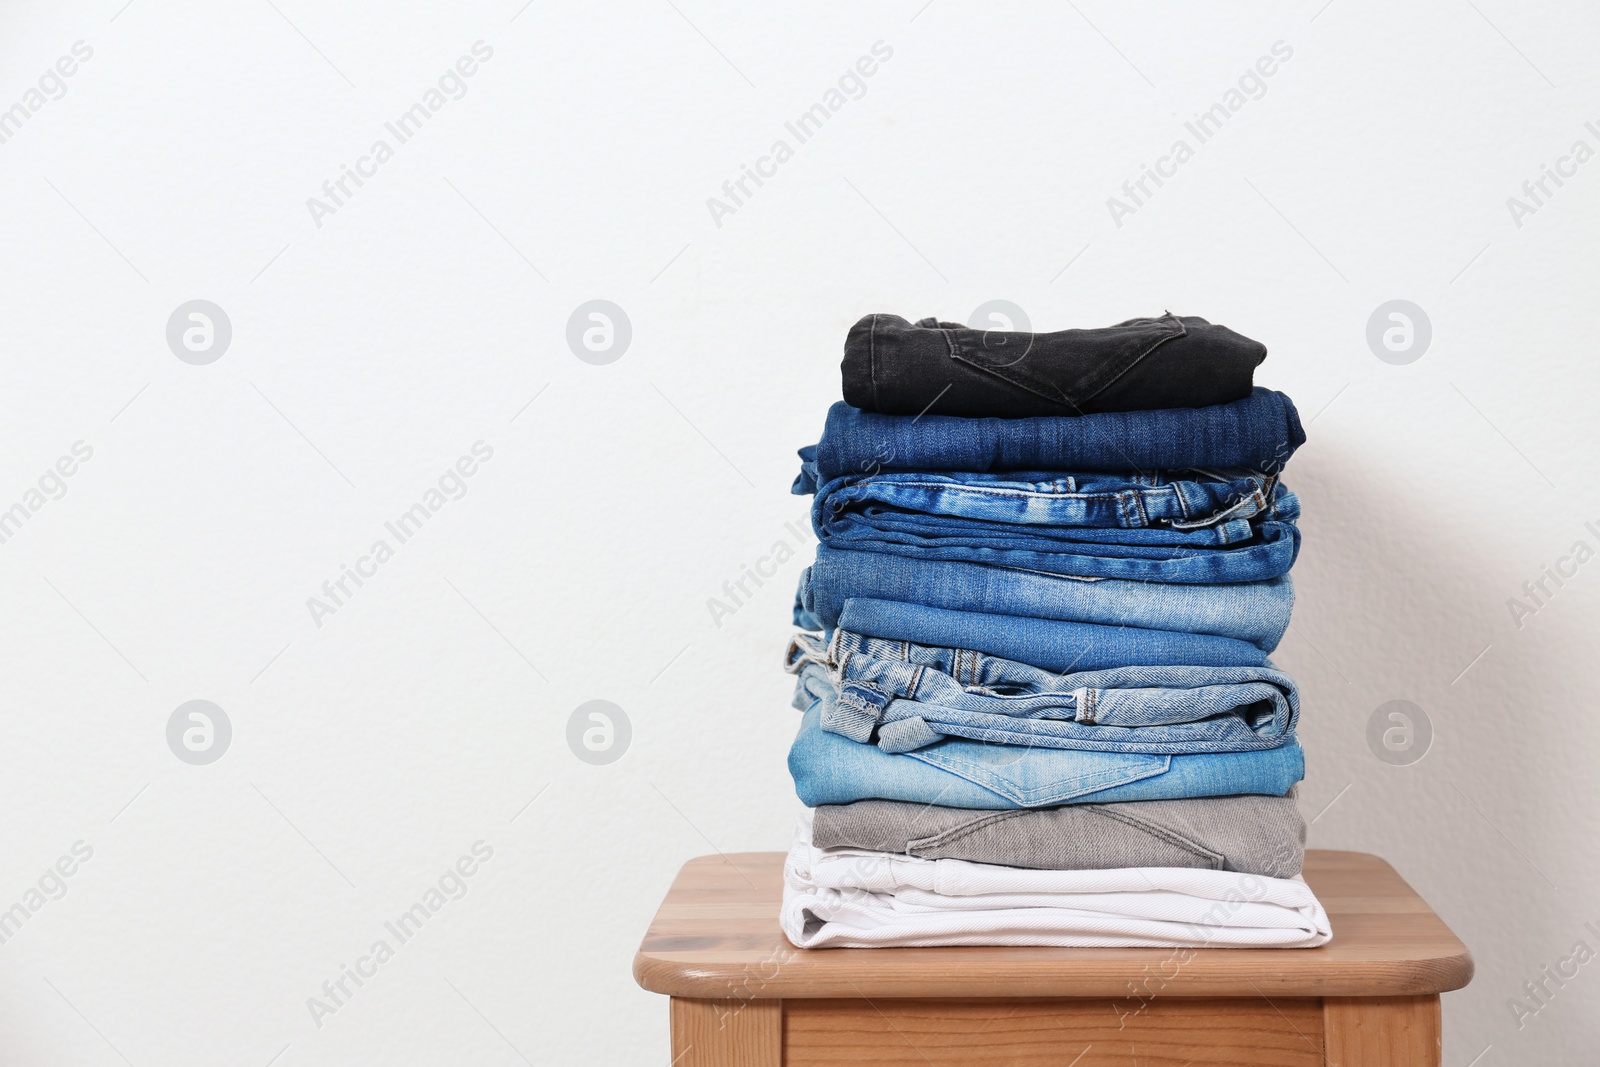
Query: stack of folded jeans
778 312 1330 949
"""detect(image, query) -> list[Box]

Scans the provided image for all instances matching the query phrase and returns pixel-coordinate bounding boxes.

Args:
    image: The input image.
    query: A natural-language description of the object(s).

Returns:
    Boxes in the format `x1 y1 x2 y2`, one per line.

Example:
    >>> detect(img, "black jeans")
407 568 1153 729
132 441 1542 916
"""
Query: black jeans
841 312 1266 418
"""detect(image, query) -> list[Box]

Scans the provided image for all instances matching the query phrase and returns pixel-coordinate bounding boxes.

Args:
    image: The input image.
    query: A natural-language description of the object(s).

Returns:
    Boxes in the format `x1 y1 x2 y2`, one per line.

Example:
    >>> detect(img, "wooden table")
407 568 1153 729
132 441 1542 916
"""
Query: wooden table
634 850 1472 1067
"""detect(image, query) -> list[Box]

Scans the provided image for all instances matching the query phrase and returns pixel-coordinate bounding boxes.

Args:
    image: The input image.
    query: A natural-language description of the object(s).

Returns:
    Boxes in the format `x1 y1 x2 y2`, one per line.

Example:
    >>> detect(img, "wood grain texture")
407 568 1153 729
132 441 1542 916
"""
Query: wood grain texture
1324 995 1442 1067
669 998 781 1067
633 850 1474 999
784 997 1325 1067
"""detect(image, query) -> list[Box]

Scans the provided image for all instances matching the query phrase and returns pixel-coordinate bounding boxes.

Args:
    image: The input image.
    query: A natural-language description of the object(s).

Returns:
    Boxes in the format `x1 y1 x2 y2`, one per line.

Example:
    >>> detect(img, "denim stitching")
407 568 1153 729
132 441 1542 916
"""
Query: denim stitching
906 808 1031 853
945 313 1186 406
903 751 1171 805
1090 805 1225 868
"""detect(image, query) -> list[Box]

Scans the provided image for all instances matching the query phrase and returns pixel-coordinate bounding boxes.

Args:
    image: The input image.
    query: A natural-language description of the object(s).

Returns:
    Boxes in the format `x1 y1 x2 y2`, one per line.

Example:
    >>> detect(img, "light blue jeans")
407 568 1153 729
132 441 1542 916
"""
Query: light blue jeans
787 662 1305 808
787 631 1296 755
836 598 1270 671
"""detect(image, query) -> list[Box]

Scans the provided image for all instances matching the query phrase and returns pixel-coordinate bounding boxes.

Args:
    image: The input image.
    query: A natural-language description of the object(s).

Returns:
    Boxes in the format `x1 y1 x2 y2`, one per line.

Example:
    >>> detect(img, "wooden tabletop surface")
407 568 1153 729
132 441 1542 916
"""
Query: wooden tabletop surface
633 849 1473 1000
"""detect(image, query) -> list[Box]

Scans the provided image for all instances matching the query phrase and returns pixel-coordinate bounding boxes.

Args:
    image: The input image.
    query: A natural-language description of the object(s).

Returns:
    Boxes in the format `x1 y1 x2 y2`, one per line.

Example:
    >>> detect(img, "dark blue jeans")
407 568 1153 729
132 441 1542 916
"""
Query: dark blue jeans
798 387 1304 483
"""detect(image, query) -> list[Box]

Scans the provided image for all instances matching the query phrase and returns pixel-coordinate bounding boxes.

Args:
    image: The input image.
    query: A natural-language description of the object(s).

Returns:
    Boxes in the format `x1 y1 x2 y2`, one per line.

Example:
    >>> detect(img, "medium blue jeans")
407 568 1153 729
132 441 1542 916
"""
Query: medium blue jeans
787 631 1296 755
801 468 1300 583
836 599 1270 671
787 662 1305 808
799 387 1305 483
807 468 1283 538
795 547 1295 651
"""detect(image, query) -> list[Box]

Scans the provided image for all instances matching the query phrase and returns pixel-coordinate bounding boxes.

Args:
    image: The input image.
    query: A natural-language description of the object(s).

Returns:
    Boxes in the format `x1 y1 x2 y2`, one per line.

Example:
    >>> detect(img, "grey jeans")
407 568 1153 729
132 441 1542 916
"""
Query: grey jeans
810 790 1304 877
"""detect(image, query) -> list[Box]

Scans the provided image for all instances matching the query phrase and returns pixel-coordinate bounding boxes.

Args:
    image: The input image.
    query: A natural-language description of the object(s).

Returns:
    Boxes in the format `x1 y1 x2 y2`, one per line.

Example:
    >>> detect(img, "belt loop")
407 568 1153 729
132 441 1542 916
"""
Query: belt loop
1118 488 1146 528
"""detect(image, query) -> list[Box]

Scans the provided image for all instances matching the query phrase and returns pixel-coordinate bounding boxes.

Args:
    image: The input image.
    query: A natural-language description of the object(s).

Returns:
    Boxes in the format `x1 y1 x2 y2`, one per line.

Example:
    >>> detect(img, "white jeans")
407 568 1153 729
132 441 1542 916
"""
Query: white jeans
781 811 1331 949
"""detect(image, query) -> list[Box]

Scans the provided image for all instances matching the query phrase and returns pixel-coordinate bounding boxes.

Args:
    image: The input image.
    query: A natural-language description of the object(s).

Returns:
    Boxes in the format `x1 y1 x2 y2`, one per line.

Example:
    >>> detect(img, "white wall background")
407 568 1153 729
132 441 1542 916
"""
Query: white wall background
0 1 1595 1063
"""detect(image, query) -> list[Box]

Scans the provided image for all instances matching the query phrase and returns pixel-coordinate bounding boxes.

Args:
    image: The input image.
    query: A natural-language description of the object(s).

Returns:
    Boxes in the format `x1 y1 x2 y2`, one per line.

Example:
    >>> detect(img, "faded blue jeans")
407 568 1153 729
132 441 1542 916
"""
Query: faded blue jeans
787 661 1306 808
787 631 1297 755
836 598 1270 671
795 547 1295 651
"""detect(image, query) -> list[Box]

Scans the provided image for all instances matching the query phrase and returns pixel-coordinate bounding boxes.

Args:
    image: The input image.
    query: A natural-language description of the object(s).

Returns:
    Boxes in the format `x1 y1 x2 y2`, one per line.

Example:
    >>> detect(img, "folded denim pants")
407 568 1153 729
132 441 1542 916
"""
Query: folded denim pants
800 387 1305 483
824 503 1298 583
834 598 1271 671
788 662 1305 808
811 792 1306 877
801 466 1301 583
841 312 1267 419
795 547 1295 652
787 631 1298 755
807 467 1285 540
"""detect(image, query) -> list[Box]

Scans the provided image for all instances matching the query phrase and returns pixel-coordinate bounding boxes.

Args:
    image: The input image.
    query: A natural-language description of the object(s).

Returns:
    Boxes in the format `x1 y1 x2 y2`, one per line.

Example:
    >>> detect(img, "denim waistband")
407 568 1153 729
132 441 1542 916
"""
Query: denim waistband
805 468 1285 533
